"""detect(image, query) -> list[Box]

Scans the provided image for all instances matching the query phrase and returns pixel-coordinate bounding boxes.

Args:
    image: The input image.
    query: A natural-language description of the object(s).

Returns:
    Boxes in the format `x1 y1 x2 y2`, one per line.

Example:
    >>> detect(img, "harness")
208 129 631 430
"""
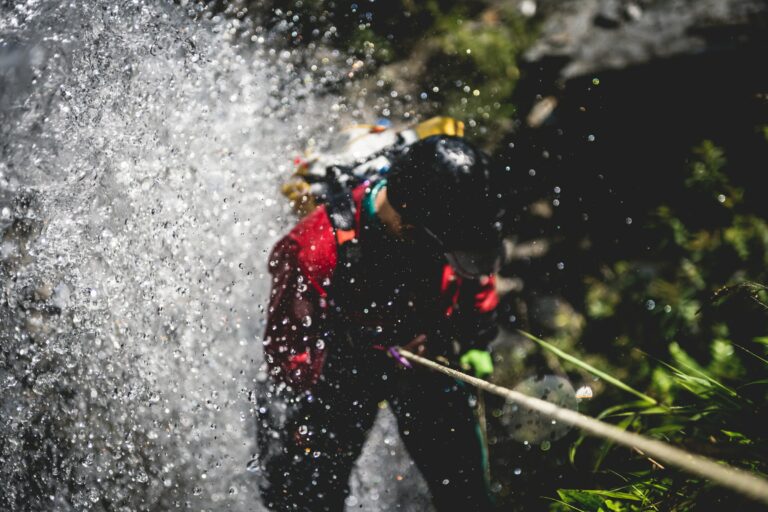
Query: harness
325 189 363 273
323 182 461 354
283 116 465 217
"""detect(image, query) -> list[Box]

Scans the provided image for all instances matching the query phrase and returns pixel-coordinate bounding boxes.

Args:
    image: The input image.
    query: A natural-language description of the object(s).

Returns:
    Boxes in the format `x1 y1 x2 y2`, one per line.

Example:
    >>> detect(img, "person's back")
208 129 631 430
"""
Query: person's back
257 136 506 511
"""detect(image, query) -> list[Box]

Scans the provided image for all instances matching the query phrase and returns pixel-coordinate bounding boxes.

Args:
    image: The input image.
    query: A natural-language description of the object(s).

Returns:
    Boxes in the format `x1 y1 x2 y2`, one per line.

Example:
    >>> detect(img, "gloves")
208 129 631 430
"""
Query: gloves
460 349 494 379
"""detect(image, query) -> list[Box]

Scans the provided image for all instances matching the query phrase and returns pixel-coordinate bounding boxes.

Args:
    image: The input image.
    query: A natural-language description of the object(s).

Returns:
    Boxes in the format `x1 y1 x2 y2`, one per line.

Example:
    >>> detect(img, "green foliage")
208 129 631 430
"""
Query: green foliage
263 0 539 143
544 332 768 511
552 489 641 511
581 141 768 356
424 5 536 143
346 27 395 63
534 140 768 511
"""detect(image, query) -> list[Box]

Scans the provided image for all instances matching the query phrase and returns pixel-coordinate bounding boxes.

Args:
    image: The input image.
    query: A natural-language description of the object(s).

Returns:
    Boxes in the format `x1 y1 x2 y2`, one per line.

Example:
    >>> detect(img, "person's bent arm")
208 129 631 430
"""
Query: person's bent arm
263 237 327 392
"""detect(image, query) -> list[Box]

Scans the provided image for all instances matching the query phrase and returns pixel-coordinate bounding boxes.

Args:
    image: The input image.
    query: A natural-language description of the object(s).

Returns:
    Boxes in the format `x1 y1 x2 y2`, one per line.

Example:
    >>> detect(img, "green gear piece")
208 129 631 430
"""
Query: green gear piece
460 349 494 379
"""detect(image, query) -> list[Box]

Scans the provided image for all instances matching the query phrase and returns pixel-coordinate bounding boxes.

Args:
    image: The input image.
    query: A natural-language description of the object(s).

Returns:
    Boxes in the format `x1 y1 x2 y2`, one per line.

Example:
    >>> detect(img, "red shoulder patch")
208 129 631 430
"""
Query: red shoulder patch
288 206 336 296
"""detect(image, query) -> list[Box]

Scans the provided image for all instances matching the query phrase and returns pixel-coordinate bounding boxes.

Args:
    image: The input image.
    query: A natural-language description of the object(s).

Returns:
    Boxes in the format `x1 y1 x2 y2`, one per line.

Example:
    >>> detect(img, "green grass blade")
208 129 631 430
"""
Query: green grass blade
578 489 642 501
668 342 741 398
517 330 658 405
733 342 768 365
657 359 742 405
543 497 589 512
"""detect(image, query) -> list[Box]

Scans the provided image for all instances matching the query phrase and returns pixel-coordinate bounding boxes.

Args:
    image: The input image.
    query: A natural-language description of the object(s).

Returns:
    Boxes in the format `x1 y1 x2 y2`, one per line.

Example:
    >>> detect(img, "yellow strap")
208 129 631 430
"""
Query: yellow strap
282 116 465 218
281 179 316 217
413 116 465 139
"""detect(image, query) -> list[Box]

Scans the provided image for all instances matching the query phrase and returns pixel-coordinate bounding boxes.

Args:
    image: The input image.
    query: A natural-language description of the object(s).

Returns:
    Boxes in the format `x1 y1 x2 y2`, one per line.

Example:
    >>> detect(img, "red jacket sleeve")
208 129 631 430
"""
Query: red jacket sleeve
263 237 328 391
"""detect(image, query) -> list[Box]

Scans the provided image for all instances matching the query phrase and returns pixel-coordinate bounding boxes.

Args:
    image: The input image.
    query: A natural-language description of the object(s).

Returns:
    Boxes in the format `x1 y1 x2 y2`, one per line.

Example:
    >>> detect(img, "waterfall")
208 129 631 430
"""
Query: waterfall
1 1 430 509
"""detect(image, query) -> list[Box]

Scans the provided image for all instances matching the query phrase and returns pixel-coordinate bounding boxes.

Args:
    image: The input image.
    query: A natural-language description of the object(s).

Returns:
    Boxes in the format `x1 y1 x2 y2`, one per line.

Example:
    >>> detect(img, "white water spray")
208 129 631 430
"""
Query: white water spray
1 1 430 509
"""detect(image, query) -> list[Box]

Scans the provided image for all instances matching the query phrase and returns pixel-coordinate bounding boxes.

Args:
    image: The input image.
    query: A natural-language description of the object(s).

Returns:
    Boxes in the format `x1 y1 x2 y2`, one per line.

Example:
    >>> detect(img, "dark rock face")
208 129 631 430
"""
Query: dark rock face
524 0 768 80
495 0 768 336
504 0 768 239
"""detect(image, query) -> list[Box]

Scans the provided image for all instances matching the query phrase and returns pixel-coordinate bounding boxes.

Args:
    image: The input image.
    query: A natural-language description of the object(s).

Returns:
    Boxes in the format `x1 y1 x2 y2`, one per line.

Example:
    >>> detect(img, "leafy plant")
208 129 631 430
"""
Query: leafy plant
533 295 768 511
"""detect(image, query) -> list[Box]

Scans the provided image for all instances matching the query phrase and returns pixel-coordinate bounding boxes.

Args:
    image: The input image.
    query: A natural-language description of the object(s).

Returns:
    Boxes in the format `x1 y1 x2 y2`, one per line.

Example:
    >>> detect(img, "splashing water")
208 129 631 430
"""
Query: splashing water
1 1 430 509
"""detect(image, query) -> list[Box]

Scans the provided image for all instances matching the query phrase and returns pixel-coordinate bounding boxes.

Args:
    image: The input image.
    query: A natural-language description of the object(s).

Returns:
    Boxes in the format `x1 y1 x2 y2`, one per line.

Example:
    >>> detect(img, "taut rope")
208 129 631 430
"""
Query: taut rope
397 348 768 506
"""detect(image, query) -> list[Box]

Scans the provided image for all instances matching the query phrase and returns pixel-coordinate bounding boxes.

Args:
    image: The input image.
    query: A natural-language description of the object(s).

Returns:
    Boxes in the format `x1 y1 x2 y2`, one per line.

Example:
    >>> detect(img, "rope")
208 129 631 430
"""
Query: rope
397 349 768 506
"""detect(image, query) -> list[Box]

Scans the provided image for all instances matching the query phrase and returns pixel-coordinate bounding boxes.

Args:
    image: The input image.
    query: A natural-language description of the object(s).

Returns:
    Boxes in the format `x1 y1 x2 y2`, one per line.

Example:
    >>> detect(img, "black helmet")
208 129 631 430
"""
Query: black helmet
387 135 506 278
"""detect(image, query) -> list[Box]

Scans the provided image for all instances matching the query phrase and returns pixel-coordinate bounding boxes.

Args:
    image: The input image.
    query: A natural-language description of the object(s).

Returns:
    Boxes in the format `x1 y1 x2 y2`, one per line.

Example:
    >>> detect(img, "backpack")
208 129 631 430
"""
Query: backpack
281 116 464 217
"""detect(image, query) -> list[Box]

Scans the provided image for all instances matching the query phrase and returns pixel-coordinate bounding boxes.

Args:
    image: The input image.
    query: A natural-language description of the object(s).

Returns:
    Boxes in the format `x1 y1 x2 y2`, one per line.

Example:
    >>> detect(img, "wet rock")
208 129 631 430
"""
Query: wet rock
523 0 768 80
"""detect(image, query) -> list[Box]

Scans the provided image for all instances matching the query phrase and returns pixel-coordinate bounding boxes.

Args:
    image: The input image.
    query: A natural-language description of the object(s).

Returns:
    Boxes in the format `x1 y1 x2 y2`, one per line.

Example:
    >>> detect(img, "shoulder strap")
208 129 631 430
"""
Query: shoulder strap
325 192 363 269
325 191 356 232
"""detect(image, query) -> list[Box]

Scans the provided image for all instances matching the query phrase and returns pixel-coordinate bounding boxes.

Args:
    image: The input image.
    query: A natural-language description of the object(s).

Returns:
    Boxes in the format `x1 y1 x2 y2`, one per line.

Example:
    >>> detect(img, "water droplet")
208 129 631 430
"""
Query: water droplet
520 0 536 16
575 386 593 399
246 459 260 473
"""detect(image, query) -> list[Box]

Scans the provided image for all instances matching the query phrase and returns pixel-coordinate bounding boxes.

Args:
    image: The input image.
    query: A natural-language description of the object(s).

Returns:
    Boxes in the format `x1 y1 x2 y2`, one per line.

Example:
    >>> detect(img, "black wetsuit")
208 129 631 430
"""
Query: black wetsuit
257 183 494 511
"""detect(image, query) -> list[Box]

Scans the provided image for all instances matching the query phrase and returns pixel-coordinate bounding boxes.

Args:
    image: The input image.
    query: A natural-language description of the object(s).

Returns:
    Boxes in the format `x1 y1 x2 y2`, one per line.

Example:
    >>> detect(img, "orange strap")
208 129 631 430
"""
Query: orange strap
336 229 356 245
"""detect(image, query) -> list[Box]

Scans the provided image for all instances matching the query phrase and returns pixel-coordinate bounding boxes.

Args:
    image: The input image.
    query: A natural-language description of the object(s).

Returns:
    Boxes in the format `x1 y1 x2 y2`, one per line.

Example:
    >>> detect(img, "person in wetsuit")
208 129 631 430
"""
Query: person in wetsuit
257 135 507 511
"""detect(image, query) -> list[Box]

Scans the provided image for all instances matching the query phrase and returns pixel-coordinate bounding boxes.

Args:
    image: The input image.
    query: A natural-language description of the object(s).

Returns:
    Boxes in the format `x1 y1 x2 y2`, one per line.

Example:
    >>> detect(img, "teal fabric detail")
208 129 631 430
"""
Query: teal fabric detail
363 179 387 223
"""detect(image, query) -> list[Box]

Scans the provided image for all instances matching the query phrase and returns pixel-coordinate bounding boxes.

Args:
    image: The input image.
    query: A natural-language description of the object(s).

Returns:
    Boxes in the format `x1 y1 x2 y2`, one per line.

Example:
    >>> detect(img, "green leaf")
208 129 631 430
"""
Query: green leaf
595 401 650 420
544 496 589 512
569 433 587 466
557 489 606 508
585 490 641 501
720 429 754 445
608 406 672 418
668 343 741 398
643 424 687 436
